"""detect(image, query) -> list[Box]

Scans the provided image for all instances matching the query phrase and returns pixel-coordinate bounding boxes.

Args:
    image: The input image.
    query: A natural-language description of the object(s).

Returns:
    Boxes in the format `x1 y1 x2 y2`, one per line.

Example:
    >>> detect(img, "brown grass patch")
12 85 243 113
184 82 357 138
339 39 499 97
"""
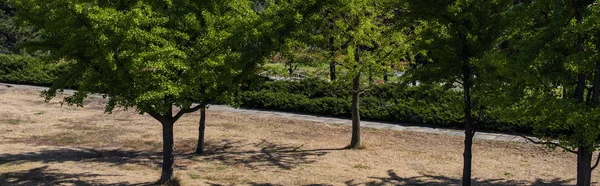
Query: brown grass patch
0 88 595 185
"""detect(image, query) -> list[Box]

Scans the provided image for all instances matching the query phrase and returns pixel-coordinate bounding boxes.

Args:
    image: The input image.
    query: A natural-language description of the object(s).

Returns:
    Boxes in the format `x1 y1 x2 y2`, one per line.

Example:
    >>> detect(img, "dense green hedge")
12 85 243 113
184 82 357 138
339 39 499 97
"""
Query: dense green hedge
240 78 532 133
0 54 66 86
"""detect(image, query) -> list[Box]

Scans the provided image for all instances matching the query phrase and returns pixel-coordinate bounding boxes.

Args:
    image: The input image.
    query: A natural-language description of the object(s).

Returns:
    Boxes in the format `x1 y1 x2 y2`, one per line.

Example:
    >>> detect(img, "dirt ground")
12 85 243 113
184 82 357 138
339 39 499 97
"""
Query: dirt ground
0 87 597 186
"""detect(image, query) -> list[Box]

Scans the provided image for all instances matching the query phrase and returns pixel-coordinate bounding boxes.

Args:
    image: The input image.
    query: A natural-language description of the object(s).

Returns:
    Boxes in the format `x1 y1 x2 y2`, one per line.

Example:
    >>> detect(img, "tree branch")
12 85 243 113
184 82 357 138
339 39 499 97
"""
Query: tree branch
173 104 204 122
147 110 163 121
518 134 578 154
592 152 600 170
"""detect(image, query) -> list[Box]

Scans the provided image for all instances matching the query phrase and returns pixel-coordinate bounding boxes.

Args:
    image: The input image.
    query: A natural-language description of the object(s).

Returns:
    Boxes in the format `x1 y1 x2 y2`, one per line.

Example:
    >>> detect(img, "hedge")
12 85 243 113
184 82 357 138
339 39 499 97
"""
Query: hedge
240 78 533 134
0 54 67 86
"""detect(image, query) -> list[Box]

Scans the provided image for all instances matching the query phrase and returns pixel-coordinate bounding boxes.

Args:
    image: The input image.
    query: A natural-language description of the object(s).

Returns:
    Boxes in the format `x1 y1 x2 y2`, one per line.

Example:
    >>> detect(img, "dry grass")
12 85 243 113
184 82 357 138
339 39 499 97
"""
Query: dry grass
0 88 597 185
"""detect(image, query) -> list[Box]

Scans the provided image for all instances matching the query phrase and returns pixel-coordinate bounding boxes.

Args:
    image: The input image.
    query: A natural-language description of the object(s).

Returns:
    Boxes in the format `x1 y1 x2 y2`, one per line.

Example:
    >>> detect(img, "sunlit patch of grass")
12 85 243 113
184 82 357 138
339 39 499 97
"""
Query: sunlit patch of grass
352 164 370 169
6 119 22 125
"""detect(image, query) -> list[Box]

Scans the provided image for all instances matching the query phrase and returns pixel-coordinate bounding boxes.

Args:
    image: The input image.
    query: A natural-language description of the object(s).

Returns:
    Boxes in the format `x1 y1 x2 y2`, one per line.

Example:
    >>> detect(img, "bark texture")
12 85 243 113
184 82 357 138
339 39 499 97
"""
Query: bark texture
159 119 175 184
348 46 361 149
195 105 207 154
460 31 474 186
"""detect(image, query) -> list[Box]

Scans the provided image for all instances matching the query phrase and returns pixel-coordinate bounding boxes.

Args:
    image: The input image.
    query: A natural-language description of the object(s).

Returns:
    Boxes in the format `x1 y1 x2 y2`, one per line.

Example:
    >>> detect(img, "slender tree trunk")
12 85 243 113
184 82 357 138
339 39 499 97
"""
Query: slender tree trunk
329 36 337 81
195 105 207 154
159 118 175 184
592 56 600 105
288 64 294 78
460 32 474 186
348 46 361 149
349 71 361 149
575 74 586 101
462 65 474 186
384 73 388 82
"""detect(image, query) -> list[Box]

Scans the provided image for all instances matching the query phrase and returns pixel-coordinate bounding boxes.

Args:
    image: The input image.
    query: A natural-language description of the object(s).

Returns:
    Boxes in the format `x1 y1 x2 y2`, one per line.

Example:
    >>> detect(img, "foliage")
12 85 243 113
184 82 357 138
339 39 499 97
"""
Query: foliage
8 0 290 183
0 54 67 86
488 0 600 152
0 1 36 54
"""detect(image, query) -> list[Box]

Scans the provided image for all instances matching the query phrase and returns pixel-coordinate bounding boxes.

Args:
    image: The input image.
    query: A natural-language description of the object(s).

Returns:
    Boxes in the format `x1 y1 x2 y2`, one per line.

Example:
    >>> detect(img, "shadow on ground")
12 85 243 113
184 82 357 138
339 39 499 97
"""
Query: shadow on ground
0 139 342 185
0 147 162 168
207 170 579 186
188 139 344 170
1 142 576 186
0 166 153 186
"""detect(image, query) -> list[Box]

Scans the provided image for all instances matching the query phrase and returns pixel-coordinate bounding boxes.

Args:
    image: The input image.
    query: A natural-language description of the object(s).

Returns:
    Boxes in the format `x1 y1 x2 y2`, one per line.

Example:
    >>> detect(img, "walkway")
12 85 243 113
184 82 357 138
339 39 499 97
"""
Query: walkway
1 83 533 143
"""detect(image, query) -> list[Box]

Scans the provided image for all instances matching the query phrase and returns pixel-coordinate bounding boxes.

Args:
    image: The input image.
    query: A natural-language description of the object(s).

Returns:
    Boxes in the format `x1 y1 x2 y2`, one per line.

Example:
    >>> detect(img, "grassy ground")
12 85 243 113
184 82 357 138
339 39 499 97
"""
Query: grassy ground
0 87 596 185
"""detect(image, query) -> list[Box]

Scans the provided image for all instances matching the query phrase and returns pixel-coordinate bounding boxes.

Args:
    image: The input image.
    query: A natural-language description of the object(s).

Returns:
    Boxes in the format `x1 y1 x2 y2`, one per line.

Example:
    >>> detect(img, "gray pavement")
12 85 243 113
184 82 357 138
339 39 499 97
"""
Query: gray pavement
1 83 536 143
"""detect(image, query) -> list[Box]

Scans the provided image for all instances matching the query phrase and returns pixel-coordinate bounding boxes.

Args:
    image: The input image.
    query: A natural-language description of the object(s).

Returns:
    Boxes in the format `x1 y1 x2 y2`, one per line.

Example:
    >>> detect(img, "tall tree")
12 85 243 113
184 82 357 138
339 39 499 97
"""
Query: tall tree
486 1 600 185
188 0 328 155
324 0 403 148
403 0 516 185
9 0 281 183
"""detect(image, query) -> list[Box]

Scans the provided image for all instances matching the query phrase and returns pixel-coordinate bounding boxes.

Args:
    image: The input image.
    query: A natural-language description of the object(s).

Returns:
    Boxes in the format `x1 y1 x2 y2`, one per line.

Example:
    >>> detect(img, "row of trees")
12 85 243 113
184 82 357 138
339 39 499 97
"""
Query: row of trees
6 0 600 185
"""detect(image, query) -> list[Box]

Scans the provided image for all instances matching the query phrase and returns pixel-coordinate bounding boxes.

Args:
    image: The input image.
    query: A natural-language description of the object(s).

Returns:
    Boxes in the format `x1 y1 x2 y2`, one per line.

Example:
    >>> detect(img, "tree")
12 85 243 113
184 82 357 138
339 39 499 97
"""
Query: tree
10 0 280 183
0 0 35 54
402 0 516 185
188 0 329 155
486 1 600 185
178 0 268 155
320 0 403 148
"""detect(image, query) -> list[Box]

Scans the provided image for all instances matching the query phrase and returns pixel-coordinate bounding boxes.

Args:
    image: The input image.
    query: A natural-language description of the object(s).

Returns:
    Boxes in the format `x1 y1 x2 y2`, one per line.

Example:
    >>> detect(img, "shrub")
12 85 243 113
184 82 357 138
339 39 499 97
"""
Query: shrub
240 78 533 134
0 54 66 86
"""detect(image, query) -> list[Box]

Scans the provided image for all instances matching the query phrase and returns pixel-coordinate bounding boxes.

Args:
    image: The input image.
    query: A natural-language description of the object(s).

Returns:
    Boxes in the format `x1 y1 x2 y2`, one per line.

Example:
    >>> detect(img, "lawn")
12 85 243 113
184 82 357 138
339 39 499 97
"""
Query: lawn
0 87 594 185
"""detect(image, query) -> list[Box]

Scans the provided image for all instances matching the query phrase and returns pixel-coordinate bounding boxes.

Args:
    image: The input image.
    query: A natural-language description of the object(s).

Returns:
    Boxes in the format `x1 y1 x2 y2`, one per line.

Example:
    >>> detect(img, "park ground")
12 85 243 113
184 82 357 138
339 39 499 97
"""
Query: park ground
0 87 597 185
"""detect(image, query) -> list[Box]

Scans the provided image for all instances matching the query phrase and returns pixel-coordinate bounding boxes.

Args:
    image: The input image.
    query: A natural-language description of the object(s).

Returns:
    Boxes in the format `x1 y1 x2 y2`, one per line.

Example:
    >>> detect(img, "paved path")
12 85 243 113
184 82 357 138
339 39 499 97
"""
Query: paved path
1 83 534 143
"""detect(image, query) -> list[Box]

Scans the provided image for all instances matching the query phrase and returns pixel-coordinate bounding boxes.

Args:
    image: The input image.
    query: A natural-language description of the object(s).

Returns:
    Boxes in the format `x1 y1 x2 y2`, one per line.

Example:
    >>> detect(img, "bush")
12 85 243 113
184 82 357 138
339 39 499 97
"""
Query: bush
0 54 66 86
240 78 532 134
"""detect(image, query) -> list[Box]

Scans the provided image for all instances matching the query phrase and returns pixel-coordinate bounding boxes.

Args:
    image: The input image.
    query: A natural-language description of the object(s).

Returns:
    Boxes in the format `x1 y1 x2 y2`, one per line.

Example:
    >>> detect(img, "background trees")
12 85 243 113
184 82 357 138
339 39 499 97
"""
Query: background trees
402 0 518 185
487 1 600 185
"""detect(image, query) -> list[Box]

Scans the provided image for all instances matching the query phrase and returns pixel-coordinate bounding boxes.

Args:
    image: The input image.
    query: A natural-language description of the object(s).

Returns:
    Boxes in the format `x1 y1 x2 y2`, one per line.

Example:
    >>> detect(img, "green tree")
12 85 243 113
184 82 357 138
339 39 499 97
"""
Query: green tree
323 0 404 148
188 0 326 155
487 1 600 185
0 1 20 54
9 0 280 183
402 0 517 185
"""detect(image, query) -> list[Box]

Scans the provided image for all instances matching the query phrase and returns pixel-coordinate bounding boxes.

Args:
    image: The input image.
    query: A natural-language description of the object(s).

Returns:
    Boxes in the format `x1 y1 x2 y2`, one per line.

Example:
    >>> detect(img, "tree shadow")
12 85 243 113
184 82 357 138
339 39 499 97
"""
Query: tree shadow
195 139 343 171
344 170 578 186
214 170 579 186
0 147 161 168
0 166 153 186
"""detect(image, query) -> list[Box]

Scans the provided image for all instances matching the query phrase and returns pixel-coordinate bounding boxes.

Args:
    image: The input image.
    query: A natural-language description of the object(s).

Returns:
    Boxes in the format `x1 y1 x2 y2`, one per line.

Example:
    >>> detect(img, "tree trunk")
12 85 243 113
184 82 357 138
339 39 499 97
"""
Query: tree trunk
329 27 336 81
348 46 361 149
461 68 474 186
592 61 600 106
288 64 294 78
349 71 361 149
195 105 206 154
575 74 586 101
577 146 593 186
460 31 474 186
159 119 175 184
384 73 388 82
330 62 337 81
